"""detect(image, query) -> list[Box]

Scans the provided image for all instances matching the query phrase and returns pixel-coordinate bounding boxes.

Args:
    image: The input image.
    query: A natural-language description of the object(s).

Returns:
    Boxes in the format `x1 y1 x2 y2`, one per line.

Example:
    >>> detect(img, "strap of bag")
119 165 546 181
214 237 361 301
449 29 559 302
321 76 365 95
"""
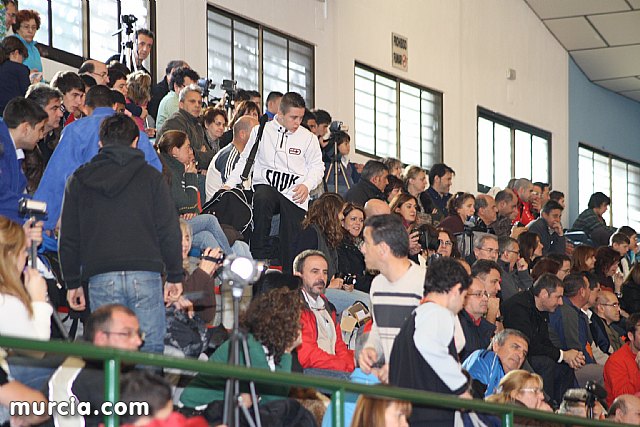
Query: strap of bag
240 113 269 185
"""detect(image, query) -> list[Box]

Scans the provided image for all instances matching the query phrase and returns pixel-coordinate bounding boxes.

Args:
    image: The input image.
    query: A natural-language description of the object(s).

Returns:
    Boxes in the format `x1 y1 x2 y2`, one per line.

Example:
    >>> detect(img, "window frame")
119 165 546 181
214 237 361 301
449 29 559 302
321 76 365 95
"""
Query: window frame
353 61 444 169
476 106 552 192
206 5 316 107
23 0 155 74
578 143 640 228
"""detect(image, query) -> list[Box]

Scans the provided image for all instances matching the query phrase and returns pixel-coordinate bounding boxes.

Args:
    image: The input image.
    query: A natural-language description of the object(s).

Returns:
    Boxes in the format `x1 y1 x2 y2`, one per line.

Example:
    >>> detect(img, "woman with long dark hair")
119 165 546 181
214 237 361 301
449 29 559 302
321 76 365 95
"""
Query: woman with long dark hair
337 203 372 293
438 192 475 235
595 246 623 293
518 231 543 270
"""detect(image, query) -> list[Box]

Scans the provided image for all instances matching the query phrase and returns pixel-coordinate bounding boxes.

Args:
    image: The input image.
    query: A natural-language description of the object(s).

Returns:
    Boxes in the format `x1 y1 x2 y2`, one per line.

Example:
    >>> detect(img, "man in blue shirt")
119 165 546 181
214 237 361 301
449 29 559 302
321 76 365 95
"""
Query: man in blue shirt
462 328 529 398
34 85 161 232
420 162 455 225
0 97 47 223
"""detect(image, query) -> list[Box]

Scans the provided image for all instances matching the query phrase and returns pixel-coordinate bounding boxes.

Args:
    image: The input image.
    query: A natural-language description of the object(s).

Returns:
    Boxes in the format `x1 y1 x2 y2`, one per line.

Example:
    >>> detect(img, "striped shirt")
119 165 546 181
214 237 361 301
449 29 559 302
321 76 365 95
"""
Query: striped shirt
366 262 426 362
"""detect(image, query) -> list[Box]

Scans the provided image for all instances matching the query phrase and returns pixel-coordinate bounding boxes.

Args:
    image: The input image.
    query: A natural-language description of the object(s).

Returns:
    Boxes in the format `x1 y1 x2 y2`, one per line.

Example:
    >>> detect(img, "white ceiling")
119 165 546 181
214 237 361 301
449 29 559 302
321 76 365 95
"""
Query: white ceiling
524 0 640 102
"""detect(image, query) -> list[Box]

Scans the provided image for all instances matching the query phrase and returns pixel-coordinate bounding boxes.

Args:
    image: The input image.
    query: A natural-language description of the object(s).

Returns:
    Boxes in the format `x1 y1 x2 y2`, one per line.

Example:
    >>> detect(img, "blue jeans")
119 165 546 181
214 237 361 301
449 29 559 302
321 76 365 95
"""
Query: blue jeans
189 214 232 254
88 271 165 354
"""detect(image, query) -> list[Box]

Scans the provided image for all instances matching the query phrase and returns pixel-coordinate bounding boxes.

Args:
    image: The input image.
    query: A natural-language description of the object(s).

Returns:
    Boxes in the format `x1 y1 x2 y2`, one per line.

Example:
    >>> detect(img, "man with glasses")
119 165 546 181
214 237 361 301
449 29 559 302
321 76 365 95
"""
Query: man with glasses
47 304 144 427
78 60 109 86
497 236 533 301
591 291 624 361
458 275 496 361
471 260 502 327
472 233 500 263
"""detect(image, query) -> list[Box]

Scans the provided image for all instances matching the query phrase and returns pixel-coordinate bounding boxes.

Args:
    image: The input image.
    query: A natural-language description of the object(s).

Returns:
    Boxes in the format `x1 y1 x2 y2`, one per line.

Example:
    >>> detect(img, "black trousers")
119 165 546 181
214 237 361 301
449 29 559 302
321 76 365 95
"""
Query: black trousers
529 355 578 405
251 184 305 273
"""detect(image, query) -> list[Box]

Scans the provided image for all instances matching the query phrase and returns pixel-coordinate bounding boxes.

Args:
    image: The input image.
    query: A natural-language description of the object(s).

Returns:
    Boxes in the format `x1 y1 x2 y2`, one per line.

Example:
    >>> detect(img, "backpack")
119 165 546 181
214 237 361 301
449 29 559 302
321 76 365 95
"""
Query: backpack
201 188 253 235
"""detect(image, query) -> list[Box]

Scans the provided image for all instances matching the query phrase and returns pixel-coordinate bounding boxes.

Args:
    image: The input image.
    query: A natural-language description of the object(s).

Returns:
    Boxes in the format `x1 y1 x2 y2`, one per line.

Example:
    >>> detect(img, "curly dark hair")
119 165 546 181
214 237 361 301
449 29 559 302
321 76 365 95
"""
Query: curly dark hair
595 246 621 276
241 288 303 365
301 192 345 247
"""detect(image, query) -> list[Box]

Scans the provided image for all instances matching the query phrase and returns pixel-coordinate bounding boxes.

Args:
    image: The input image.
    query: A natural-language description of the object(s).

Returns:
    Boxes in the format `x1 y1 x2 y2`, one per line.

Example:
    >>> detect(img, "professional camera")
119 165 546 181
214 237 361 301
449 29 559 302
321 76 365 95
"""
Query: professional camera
413 223 440 252
18 198 47 218
200 252 225 265
329 120 349 133
336 272 357 286
197 78 215 104
122 14 138 25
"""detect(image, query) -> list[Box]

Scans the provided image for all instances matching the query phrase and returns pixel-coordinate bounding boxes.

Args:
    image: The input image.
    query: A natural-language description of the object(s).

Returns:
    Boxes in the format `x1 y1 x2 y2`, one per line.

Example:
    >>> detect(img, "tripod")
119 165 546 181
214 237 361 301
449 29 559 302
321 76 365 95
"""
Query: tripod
112 16 138 72
222 282 262 427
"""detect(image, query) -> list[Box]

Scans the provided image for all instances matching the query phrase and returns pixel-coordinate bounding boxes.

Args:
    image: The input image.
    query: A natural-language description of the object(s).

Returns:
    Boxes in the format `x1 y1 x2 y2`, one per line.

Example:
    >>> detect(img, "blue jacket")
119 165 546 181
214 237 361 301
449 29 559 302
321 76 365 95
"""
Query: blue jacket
34 107 162 230
461 349 505 397
15 33 42 73
0 119 28 223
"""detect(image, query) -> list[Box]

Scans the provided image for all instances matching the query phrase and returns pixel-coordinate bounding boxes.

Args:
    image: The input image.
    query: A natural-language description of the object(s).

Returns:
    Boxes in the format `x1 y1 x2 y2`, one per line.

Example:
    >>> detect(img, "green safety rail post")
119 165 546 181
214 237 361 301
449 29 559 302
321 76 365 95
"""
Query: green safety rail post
104 357 120 427
0 336 631 427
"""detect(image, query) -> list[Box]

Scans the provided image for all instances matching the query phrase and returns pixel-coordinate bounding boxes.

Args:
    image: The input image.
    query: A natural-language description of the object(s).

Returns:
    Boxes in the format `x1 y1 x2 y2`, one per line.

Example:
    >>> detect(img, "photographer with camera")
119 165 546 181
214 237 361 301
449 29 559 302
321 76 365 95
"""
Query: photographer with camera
358 214 426 383
106 27 154 75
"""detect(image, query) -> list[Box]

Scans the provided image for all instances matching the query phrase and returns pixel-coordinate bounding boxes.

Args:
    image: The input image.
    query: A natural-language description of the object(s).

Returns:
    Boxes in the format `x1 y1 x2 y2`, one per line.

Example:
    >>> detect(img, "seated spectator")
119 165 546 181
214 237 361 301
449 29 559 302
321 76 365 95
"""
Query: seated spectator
462 329 529 397
0 35 29 113
34 85 161 232
336 203 371 293
295 250 354 379
527 200 566 256
471 233 500 263
125 70 152 133
548 253 572 280
530 257 560 281
155 66 199 131
358 215 425 382
157 130 249 258
420 163 454 225
402 165 427 214
438 191 475 236
324 130 360 196
549 190 565 207
549 273 603 387
572 192 616 246
12 9 42 76
107 68 128 97
350 395 411 427
497 236 533 301
47 305 144 427
604 312 640 406
437 228 461 259
301 108 317 133
608 394 640 424
180 287 301 409
591 291 624 362
158 84 214 170
78 59 108 86
471 259 502 327
50 71 85 128
389 193 423 262
502 273 585 404
618 225 638 268
265 91 283 121
364 198 391 217
217 100 260 149
0 97 47 223
202 107 227 157
205 115 257 199
571 244 596 273
294 192 369 315
611 232 631 278
344 160 388 207
595 246 623 293
518 231 543 271
148 59 188 121
458 274 496 362
621 264 640 314
470 194 497 234
491 188 518 238
383 174 403 203
381 157 402 178
389 257 471 425
511 178 536 226
485 370 549 411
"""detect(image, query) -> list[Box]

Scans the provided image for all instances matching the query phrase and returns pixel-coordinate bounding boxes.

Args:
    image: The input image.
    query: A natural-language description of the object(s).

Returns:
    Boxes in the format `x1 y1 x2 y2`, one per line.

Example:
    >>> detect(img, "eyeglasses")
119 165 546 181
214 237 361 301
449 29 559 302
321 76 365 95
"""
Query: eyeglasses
20 24 38 31
467 291 490 298
599 302 619 308
520 388 543 395
91 71 108 78
479 247 500 255
506 250 519 255
438 239 453 247
103 329 145 340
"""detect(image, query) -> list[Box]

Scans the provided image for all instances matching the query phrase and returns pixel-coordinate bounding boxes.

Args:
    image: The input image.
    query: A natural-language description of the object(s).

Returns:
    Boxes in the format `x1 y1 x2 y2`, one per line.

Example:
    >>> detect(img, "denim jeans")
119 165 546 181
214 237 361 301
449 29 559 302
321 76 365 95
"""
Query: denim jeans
88 271 165 354
188 214 232 254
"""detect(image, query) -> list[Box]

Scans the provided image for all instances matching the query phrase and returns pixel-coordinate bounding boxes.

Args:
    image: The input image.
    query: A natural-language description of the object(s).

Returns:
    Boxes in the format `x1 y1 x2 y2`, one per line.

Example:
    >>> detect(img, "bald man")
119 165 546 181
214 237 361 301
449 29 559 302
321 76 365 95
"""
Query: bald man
364 199 391 218
609 394 640 424
78 60 109 85
206 115 259 199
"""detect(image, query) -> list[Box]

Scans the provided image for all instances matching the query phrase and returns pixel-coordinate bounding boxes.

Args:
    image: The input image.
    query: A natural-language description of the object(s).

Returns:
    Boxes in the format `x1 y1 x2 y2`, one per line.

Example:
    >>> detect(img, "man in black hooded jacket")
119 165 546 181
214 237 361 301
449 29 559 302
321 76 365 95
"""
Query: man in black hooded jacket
59 113 183 354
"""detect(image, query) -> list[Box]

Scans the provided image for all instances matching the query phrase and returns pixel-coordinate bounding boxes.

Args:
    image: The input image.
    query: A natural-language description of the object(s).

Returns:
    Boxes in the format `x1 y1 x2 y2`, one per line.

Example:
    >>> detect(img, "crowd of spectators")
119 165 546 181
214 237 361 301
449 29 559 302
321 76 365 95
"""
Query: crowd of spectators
1 3 640 426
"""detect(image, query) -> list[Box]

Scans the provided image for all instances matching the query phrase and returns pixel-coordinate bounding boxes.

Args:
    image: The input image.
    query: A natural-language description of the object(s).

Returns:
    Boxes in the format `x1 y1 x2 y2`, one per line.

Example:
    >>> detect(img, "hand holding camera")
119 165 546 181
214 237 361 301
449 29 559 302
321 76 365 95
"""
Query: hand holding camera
199 247 225 276
24 267 47 303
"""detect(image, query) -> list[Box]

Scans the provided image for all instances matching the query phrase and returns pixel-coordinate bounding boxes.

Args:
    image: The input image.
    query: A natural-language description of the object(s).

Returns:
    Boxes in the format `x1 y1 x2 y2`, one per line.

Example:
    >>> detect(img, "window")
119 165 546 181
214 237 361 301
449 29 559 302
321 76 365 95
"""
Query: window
18 0 151 67
207 7 315 108
354 63 442 169
578 145 640 229
477 108 551 192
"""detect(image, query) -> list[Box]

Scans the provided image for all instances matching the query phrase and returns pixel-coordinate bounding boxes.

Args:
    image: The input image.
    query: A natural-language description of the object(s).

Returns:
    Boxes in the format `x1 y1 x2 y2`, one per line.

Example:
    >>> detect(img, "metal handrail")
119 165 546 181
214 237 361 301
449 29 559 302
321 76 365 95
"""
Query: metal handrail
0 336 625 427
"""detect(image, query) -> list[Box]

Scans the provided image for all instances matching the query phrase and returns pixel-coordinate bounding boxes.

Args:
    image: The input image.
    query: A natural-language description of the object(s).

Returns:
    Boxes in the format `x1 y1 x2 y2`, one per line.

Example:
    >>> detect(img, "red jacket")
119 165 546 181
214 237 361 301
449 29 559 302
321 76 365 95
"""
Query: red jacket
512 194 535 226
604 343 640 406
298 294 355 372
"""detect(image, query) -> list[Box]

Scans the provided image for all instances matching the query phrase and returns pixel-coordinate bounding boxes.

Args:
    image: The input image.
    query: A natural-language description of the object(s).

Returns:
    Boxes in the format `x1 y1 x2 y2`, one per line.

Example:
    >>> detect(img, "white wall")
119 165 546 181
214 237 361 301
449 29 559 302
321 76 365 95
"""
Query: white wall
44 0 568 195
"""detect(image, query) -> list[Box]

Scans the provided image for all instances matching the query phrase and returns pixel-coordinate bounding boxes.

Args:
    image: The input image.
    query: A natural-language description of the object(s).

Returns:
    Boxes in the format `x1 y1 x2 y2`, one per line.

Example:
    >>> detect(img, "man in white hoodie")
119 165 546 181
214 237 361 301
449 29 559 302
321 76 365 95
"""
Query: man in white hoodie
225 92 324 273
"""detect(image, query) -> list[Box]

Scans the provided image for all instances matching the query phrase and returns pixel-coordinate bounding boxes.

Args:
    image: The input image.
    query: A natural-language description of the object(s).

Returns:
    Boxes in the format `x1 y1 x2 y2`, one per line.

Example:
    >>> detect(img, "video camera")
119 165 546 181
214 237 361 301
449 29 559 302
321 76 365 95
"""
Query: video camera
197 78 216 105
412 223 440 252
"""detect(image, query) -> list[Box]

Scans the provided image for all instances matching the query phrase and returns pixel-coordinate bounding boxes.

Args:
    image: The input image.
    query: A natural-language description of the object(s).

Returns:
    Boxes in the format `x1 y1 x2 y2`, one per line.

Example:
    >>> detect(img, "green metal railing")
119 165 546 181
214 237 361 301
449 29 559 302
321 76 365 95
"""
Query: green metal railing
0 336 625 427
